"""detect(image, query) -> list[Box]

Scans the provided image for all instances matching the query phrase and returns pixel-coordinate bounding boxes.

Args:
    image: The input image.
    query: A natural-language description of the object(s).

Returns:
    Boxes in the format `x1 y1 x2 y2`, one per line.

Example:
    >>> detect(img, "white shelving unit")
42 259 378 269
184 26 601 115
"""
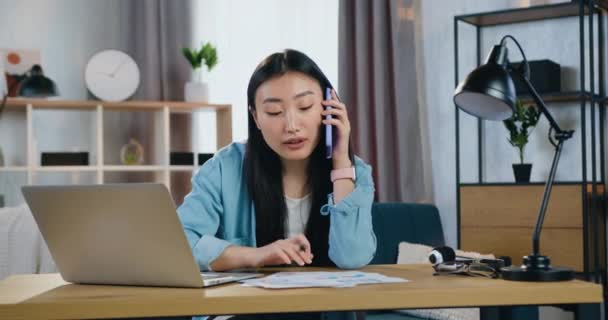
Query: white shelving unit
0 98 232 206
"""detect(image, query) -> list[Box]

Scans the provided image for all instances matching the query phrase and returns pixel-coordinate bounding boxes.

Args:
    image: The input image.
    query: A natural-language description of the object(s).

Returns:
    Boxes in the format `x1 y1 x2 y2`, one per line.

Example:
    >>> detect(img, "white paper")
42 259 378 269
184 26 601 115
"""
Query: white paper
240 271 408 289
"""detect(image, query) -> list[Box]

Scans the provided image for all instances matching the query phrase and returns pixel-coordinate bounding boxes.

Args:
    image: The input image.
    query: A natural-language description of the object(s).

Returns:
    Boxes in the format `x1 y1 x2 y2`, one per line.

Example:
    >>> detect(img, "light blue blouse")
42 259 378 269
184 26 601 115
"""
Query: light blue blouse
177 142 377 271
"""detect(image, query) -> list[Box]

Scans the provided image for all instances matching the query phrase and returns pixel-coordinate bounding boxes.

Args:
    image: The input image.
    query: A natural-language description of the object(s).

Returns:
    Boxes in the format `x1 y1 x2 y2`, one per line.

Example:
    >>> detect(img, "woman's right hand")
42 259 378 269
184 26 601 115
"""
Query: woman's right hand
251 234 314 267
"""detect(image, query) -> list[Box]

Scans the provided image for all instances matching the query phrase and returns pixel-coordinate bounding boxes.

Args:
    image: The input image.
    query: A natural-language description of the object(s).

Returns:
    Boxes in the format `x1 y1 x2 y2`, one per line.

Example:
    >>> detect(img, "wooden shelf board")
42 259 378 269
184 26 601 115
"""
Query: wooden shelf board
103 165 165 172
169 166 198 171
0 166 28 172
519 91 603 104
35 166 98 172
4 98 230 112
456 2 597 27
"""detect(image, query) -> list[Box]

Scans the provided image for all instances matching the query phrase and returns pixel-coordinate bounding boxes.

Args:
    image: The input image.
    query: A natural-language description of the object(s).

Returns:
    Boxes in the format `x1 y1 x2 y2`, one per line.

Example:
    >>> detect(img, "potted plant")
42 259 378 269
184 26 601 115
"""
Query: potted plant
182 42 218 103
503 100 541 183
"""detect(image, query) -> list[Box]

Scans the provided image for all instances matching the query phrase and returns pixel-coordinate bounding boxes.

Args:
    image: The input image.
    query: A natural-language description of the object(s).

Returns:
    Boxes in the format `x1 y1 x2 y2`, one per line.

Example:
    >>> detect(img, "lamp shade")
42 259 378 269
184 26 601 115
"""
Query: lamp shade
453 45 516 121
18 64 58 98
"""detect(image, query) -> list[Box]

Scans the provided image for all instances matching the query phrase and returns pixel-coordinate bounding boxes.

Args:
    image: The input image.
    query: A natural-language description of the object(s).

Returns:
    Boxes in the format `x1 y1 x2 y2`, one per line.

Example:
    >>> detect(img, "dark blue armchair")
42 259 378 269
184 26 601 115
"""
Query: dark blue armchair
370 202 445 266
365 202 445 320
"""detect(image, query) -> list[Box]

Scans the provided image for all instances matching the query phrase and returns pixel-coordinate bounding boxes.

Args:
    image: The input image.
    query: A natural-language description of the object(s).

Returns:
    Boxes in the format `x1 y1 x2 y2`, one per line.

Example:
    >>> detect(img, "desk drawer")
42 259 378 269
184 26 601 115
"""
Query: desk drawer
459 184 601 272
461 226 583 271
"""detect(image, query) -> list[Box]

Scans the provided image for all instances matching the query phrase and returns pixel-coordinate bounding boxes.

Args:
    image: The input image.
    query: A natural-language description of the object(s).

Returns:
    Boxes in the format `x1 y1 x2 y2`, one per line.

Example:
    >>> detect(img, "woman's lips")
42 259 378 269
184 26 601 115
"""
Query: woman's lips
284 138 307 150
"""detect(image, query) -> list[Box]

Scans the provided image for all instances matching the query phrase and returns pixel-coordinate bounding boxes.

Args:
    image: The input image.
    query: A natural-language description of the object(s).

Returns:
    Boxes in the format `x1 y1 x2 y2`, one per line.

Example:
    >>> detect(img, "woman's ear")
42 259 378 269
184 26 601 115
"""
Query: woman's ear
249 106 261 130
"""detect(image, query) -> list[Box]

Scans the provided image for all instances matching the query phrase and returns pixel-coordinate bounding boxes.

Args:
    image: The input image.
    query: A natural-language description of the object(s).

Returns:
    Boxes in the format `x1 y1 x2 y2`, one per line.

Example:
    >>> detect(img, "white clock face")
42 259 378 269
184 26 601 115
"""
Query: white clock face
85 50 140 102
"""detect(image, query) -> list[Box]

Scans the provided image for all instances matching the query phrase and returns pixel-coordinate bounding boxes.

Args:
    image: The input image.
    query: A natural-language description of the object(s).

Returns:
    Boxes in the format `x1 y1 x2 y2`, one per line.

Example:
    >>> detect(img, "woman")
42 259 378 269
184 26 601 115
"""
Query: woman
177 49 376 320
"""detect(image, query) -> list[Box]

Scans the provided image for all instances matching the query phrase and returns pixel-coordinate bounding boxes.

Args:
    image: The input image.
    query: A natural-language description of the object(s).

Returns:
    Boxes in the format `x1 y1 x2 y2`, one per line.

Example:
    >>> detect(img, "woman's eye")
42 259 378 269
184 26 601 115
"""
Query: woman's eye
266 111 282 116
300 105 313 111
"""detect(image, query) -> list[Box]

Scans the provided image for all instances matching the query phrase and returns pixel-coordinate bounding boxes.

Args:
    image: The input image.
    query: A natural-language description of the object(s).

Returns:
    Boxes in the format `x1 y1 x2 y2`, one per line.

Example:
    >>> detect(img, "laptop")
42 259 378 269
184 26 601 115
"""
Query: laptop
21 183 262 288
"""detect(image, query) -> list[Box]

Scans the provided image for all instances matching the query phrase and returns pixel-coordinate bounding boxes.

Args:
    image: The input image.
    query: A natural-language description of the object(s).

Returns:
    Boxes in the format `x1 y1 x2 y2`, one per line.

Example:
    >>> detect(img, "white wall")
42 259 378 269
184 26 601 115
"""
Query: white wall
0 0 129 205
190 0 339 152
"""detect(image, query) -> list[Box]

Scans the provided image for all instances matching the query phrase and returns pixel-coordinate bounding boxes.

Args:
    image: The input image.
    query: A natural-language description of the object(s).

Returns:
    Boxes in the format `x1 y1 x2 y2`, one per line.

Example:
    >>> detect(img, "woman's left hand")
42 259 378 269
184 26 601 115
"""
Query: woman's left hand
321 89 352 169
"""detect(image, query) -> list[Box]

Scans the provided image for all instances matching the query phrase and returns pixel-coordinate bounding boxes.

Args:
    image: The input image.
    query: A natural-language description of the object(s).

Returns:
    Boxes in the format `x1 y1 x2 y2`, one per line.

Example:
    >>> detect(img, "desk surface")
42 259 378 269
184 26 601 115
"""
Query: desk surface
0 264 602 319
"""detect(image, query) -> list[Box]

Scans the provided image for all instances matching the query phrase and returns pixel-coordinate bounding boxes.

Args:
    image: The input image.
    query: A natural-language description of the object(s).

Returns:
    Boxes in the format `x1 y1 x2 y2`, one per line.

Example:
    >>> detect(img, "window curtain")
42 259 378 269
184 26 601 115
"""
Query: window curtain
125 0 194 203
338 0 432 202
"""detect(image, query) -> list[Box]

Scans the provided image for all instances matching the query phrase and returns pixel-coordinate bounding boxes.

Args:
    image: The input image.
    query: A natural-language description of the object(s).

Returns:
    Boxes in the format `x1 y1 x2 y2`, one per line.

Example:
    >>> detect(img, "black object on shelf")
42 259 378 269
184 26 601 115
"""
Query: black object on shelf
170 152 194 165
512 164 532 183
41 152 89 166
454 35 575 281
1 64 59 122
509 59 561 94
18 65 59 98
198 153 213 166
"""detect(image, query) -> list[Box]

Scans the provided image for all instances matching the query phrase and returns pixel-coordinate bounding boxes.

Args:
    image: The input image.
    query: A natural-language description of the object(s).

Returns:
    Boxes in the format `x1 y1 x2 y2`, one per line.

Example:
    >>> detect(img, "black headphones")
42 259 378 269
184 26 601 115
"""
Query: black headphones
428 246 510 270
428 246 456 265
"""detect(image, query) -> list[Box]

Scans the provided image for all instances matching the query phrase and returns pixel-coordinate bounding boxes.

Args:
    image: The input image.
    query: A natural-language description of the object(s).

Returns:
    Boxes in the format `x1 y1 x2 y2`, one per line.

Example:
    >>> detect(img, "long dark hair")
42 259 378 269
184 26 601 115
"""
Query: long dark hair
244 49 351 266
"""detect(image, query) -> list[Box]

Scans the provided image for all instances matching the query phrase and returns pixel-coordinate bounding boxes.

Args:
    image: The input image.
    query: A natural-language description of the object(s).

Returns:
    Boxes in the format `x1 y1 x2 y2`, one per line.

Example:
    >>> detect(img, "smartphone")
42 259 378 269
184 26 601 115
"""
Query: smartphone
325 87 333 159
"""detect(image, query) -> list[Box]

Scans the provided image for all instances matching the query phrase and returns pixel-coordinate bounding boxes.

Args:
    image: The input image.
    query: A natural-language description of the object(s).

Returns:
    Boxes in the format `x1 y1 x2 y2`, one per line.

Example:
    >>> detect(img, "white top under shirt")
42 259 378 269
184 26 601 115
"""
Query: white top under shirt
284 193 312 239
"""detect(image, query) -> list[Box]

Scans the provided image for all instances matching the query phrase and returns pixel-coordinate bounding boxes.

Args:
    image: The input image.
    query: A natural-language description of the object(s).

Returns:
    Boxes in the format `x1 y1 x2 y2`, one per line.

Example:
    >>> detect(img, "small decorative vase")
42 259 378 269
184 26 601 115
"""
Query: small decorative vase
185 68 209 102
120 138 144 165
512 163 532 183
185 81 209 102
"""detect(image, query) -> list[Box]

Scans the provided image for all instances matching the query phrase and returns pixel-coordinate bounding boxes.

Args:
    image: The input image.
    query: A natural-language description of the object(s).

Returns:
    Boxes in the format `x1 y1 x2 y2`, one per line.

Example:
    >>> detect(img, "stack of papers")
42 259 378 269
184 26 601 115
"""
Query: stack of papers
240 271 408 289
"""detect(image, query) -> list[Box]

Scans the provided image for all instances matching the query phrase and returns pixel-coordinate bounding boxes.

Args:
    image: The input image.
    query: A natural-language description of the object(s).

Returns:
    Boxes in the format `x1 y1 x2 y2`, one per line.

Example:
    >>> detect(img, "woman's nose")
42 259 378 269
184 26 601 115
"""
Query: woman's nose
285 109 300 133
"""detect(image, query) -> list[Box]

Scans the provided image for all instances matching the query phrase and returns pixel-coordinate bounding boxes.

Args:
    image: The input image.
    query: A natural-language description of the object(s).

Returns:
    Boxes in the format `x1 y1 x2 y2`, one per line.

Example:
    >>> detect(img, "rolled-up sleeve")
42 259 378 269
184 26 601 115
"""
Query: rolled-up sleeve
177 159 232 271
321 157 377 269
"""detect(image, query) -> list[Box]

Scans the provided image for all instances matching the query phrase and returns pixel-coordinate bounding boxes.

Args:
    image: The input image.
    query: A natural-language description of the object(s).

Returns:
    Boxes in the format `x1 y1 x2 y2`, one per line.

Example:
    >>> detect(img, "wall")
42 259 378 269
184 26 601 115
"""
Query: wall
0 0 130 205
190 0 339 152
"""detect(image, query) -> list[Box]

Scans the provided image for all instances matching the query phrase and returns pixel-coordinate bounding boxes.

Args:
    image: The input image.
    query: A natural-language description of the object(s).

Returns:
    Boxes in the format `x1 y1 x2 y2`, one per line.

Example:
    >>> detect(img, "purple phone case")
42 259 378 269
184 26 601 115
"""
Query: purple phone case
325 87 332 159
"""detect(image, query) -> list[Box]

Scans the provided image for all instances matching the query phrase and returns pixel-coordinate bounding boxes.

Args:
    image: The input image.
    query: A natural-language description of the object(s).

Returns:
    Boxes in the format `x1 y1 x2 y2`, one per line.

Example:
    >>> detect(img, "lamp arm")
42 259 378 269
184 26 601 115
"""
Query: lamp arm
514 72 574 257
532 138 564 256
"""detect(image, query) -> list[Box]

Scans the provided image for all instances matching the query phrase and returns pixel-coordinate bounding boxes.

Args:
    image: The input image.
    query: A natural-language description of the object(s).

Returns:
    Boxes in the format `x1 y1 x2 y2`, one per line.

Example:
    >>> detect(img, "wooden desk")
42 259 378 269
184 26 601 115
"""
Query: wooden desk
0 264 602 320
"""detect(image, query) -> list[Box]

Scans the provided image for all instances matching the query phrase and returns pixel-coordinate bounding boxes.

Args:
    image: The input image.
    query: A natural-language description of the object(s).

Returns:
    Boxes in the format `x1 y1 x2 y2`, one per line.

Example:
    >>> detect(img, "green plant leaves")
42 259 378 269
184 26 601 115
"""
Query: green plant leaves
201 43 218 71
182 42 218 71
503 100 541 164
182 47 201 69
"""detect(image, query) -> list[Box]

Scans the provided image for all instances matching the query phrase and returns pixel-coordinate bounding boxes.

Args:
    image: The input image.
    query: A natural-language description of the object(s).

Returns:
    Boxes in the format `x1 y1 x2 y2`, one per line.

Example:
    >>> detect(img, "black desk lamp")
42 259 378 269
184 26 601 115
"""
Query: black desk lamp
453 35 575 281
0 64 58 118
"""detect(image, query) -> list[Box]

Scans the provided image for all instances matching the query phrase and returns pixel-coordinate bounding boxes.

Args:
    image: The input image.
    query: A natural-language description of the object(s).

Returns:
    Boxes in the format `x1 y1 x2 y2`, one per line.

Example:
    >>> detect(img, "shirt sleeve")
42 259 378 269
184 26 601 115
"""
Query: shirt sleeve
321 156 377 269
177 159 233 271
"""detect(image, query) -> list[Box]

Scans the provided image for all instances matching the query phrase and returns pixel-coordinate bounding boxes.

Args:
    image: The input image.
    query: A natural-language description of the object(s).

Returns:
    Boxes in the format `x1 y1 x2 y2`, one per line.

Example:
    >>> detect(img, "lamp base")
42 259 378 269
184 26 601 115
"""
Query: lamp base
500 255 574 281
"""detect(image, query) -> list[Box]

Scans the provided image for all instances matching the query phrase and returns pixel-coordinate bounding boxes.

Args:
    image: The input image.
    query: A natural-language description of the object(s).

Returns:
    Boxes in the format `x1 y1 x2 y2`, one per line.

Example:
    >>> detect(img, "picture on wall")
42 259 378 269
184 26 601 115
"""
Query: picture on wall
1 48 41 97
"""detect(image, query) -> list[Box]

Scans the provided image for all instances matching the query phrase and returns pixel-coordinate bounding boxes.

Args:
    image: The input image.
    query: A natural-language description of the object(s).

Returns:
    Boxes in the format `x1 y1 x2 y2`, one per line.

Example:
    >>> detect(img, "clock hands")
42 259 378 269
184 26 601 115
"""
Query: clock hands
108 57 129 78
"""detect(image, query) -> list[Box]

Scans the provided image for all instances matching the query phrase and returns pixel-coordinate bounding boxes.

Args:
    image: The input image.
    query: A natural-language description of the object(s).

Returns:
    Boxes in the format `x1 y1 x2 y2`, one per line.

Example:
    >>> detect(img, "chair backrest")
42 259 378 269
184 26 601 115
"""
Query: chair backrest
370 202 445 264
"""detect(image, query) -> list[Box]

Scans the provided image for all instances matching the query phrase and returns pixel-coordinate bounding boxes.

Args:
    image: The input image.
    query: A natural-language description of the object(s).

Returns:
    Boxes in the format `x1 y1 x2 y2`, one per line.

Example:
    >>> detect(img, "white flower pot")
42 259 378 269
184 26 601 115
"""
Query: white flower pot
184 81 209 102
185 81 209 103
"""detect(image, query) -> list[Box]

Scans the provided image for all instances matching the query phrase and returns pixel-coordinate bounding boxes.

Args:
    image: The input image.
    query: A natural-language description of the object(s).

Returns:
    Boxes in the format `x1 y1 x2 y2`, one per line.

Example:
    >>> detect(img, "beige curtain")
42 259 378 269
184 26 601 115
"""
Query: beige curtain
125 0 194 204
339 0 432 203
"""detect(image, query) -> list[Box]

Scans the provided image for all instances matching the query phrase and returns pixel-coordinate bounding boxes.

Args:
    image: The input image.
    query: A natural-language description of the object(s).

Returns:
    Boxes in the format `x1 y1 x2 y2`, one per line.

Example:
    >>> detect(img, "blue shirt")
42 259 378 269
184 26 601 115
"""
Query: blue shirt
177 142 377 271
